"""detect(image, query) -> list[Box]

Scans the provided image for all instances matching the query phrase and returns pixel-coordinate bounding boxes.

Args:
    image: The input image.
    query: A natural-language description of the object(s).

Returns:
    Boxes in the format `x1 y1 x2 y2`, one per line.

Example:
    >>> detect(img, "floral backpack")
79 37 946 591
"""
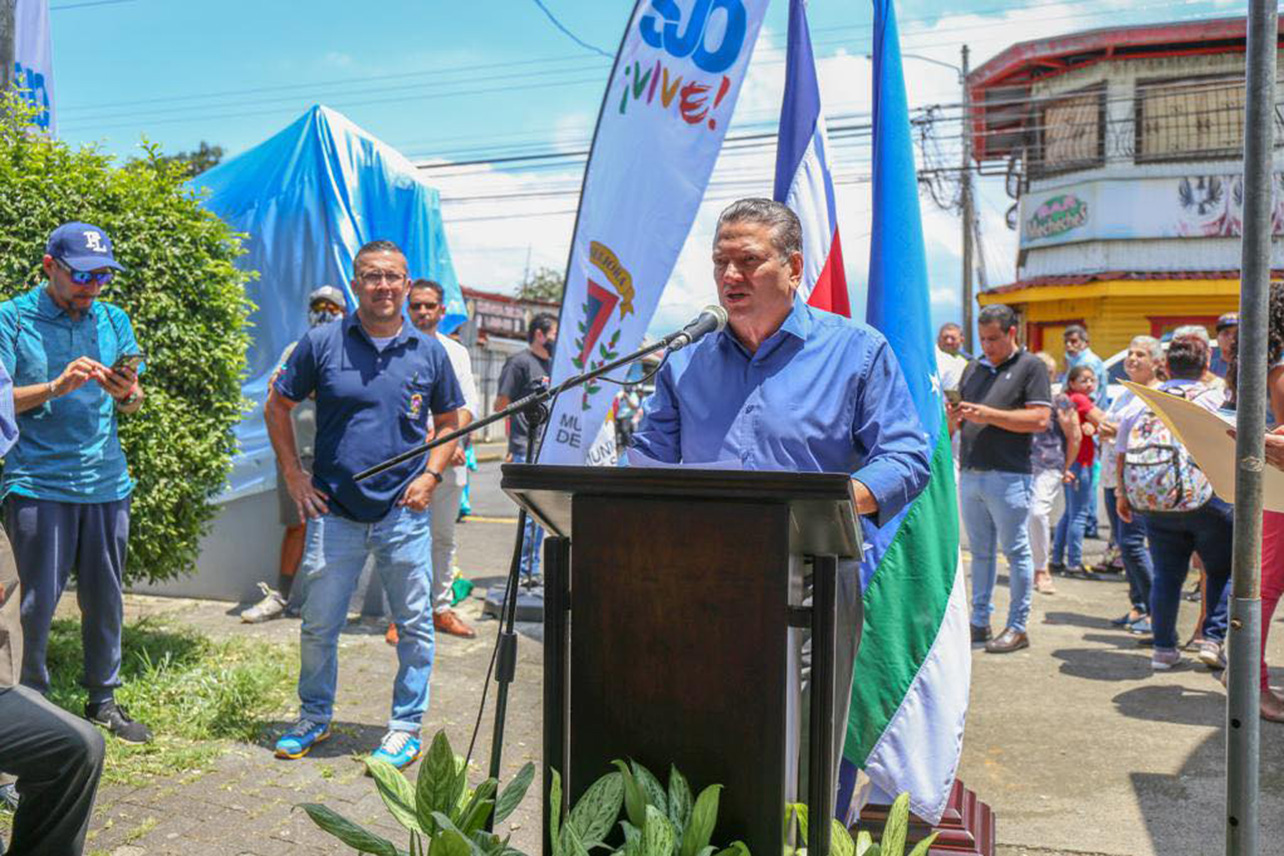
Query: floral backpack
1122 384 1215 513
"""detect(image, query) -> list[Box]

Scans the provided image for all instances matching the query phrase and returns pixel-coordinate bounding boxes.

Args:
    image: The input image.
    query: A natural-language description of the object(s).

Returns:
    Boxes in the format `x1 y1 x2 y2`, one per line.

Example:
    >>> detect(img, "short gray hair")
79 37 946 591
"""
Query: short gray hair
1172 324 1210 345
1130 335 1163 362
1063 324 1088 342
715 198 802 259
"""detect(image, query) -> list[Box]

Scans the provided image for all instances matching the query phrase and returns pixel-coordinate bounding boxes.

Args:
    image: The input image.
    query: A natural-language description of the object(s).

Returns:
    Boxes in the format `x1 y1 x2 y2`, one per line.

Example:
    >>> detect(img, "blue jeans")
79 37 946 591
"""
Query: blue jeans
1105 487 1153 612
960 469 1035 633
5 496 130 704
511 451 543 579
1141 499 1233 650
1086 458 1101 537
298 504 435 732
1052 462 1094 567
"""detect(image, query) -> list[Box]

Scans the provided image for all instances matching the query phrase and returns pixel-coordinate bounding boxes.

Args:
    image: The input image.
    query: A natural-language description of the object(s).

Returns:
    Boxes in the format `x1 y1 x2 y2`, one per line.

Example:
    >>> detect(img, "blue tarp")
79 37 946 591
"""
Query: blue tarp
190 104 468 499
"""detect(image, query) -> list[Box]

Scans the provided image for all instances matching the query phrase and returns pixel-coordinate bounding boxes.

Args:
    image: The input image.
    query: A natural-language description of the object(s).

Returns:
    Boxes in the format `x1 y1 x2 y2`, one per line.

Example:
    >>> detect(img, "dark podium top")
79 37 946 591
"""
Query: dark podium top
501 463 861 558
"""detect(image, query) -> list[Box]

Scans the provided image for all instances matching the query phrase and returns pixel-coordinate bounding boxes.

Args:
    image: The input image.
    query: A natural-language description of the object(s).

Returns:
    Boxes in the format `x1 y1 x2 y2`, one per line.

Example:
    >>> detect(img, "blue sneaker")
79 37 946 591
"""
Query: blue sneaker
274 718 330 759
370 730 422 770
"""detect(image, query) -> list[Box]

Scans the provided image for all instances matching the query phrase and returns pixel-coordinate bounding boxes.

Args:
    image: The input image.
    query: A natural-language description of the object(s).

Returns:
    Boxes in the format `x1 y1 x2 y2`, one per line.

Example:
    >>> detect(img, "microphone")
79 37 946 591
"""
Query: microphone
666 305 728 352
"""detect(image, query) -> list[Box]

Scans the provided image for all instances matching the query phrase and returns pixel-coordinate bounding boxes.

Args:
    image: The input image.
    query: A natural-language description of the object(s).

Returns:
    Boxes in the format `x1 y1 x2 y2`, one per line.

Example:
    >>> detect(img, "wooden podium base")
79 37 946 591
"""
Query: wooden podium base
856 780 995 856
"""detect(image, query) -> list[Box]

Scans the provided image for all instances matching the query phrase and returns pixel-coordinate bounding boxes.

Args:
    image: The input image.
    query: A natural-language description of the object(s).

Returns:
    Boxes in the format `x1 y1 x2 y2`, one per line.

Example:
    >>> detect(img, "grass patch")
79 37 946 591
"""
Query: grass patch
42 615 297 787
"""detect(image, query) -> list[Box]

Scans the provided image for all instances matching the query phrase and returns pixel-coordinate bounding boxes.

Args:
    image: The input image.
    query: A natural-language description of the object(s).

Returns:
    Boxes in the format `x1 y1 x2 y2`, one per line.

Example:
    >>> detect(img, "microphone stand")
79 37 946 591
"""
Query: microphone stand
353 328 686 802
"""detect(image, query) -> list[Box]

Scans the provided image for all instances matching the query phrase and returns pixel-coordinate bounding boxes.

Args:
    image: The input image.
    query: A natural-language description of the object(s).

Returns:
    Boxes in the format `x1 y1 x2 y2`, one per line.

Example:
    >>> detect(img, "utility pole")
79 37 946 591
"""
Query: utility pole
960 44 974 354
1227 1 1276 853
0 0 16 96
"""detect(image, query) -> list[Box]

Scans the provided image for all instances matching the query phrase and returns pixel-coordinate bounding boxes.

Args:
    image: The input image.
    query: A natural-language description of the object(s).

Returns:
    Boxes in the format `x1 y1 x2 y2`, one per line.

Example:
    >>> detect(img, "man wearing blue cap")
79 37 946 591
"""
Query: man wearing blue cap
0 222 152 745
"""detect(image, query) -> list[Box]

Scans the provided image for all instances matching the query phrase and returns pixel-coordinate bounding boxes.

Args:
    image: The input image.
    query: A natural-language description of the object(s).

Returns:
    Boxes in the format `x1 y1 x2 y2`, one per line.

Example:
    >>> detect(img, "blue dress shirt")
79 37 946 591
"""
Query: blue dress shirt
632 297 931 527
0 286 141 503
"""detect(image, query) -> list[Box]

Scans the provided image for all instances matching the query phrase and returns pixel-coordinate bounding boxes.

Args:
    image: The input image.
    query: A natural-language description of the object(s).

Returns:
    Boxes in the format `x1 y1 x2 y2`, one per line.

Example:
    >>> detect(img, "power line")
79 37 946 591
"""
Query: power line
528 0 613 59
50 0 137 10
56 1 1226 124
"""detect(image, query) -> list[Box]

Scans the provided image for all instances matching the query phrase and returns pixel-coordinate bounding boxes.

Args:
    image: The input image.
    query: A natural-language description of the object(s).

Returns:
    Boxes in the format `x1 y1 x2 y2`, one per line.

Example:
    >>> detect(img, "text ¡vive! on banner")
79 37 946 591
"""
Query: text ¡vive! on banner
623 0 746 127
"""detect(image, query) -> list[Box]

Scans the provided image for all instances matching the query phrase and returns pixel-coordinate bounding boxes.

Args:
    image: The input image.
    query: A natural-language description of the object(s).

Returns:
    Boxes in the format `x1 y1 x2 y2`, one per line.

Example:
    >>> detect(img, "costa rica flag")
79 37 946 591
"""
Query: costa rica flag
773 0 849 317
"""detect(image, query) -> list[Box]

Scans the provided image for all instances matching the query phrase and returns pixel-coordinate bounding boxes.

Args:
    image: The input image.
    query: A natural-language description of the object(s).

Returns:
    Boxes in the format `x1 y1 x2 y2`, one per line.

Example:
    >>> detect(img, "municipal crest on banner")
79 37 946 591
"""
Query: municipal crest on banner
570 241 632 411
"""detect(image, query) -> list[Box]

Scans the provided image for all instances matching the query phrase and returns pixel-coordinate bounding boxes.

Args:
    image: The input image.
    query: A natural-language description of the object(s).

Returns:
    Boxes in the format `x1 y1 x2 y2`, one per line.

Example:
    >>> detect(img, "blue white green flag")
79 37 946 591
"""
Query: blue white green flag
838 0 971 825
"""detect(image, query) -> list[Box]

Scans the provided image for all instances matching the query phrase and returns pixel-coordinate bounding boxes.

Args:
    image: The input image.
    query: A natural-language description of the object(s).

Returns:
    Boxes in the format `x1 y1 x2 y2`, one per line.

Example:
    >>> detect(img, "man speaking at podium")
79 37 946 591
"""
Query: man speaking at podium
631 198 931 798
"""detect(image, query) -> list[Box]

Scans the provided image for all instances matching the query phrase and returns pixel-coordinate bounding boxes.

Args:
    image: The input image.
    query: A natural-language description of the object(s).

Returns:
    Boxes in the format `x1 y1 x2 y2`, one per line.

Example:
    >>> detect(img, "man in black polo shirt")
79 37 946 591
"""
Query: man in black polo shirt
949 304 1052 654
493 312 557 581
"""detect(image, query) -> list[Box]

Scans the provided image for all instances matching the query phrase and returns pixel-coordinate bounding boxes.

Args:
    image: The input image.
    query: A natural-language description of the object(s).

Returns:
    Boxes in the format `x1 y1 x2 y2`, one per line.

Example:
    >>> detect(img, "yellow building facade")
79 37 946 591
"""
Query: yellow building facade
978 277 1239 365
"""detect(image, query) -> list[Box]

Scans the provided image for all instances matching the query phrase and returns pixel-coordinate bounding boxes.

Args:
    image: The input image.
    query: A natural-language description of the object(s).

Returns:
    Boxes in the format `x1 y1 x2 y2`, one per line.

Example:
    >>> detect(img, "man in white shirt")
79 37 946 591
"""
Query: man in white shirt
407 279 481 638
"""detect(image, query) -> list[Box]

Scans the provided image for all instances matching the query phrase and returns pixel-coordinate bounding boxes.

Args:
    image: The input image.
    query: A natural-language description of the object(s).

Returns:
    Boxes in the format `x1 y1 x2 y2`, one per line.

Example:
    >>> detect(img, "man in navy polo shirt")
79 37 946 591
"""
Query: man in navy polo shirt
266 240 463 769
0 222 152 745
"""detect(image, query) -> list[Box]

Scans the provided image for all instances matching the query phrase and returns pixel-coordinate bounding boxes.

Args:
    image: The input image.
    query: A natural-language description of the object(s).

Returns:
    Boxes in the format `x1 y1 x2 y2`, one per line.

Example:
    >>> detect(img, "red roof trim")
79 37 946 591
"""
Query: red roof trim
968 17 1261 94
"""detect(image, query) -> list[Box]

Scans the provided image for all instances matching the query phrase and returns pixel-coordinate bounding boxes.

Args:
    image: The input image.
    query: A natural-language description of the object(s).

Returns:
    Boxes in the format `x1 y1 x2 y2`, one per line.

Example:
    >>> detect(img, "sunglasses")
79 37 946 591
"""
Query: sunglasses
409 301 441 311
55 259 115 286
309 301 344 315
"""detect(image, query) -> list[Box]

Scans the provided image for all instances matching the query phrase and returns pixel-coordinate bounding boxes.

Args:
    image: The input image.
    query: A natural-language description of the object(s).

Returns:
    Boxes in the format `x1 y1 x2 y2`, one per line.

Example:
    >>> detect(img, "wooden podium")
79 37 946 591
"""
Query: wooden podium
502 464 861 856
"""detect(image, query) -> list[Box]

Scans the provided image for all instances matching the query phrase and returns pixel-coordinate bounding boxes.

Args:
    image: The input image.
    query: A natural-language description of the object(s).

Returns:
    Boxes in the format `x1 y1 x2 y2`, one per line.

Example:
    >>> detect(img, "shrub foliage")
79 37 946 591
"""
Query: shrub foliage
0 98 253 583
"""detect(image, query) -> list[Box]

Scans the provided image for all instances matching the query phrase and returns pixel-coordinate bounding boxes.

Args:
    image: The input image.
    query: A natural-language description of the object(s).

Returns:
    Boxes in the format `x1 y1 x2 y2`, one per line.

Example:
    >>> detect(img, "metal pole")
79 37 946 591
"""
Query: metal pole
0 0 16 96
1227 3 1276 854
960 44 974 355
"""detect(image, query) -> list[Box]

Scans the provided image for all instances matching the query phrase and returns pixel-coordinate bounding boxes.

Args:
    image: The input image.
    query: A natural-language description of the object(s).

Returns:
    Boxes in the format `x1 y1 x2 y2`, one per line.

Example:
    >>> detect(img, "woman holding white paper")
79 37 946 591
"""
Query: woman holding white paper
1117 336 1232 673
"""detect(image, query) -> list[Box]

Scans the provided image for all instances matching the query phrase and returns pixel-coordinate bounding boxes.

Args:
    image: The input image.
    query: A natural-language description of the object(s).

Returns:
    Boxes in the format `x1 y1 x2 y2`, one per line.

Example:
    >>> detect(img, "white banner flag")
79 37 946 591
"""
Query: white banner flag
15 0 56 135
538 0 769 464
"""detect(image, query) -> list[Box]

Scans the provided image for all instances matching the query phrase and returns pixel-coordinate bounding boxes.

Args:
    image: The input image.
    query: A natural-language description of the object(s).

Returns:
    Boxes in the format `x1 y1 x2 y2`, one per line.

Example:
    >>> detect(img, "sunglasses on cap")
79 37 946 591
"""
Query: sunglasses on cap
55 258 115 286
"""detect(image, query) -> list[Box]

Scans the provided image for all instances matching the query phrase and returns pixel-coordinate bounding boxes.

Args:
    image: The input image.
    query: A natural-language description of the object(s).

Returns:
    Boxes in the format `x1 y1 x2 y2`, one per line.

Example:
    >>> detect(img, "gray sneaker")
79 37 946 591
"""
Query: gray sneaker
241 582 286 623
1152 647 1183 671
1197 640 1227 670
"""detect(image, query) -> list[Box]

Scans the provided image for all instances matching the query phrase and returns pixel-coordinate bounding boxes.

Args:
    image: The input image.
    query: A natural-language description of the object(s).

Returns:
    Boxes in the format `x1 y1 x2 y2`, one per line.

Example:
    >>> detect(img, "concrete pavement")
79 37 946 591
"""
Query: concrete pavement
67 461 1284 854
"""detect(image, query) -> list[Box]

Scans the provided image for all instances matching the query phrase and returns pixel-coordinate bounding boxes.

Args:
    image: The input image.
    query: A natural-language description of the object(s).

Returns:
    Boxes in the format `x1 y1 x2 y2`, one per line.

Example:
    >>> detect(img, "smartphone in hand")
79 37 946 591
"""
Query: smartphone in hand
112 353 145 375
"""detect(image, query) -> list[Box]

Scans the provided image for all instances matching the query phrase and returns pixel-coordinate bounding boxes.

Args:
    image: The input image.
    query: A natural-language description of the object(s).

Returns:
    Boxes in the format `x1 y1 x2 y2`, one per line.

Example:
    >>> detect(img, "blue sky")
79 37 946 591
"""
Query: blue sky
48 0 1240 335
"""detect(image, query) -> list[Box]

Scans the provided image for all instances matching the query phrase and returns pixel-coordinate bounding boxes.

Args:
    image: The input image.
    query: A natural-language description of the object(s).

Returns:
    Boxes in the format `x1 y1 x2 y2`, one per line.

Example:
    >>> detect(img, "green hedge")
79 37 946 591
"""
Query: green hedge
0 99 254 584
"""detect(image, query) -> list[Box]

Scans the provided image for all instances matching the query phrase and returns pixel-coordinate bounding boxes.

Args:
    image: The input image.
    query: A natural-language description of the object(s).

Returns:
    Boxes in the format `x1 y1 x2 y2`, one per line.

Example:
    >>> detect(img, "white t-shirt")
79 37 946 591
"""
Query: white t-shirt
436 332 479 487
1101 388 1147 490
936 347 968 392
436 332 479 420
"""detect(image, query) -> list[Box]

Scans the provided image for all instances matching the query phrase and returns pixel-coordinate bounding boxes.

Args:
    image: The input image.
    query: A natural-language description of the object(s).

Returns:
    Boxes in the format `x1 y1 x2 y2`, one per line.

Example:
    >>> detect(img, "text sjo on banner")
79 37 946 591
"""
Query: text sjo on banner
539 0 770 465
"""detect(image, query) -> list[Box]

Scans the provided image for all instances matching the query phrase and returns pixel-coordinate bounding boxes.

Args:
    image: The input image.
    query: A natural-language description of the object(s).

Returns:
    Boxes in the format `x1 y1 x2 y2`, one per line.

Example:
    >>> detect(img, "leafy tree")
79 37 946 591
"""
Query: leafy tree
0 96 254 584
518 265 565 303
157 140 224 177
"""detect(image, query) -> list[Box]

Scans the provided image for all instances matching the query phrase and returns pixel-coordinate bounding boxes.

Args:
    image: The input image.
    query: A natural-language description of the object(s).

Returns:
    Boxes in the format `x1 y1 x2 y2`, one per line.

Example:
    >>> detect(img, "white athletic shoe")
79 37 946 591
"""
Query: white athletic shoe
241 582 287 623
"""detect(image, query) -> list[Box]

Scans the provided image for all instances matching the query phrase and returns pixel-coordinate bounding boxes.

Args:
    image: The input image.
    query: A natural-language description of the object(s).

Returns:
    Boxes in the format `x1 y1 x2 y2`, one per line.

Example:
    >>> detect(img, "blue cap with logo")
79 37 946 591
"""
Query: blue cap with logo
46 222 125 272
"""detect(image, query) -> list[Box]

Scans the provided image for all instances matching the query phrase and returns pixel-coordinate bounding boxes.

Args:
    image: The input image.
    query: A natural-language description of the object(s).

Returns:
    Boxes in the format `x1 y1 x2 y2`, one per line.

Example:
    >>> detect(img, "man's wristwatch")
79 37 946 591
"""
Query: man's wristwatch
116 387 142 408
425 468 443 484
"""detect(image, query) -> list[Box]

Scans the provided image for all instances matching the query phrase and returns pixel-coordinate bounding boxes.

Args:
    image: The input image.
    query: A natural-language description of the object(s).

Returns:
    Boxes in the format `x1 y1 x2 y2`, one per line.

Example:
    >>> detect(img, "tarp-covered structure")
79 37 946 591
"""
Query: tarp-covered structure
190 105 468 498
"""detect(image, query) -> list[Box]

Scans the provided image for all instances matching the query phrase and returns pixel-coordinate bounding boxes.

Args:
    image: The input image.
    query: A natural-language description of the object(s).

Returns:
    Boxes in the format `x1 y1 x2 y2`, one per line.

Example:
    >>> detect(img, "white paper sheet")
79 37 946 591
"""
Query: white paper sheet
1122 380 1284 512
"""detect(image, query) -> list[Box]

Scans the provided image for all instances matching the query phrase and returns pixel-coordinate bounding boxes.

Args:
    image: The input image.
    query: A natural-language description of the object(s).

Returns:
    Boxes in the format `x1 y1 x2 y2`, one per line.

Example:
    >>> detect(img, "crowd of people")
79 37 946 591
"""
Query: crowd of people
5 210 1284 853
940 303 1284 723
